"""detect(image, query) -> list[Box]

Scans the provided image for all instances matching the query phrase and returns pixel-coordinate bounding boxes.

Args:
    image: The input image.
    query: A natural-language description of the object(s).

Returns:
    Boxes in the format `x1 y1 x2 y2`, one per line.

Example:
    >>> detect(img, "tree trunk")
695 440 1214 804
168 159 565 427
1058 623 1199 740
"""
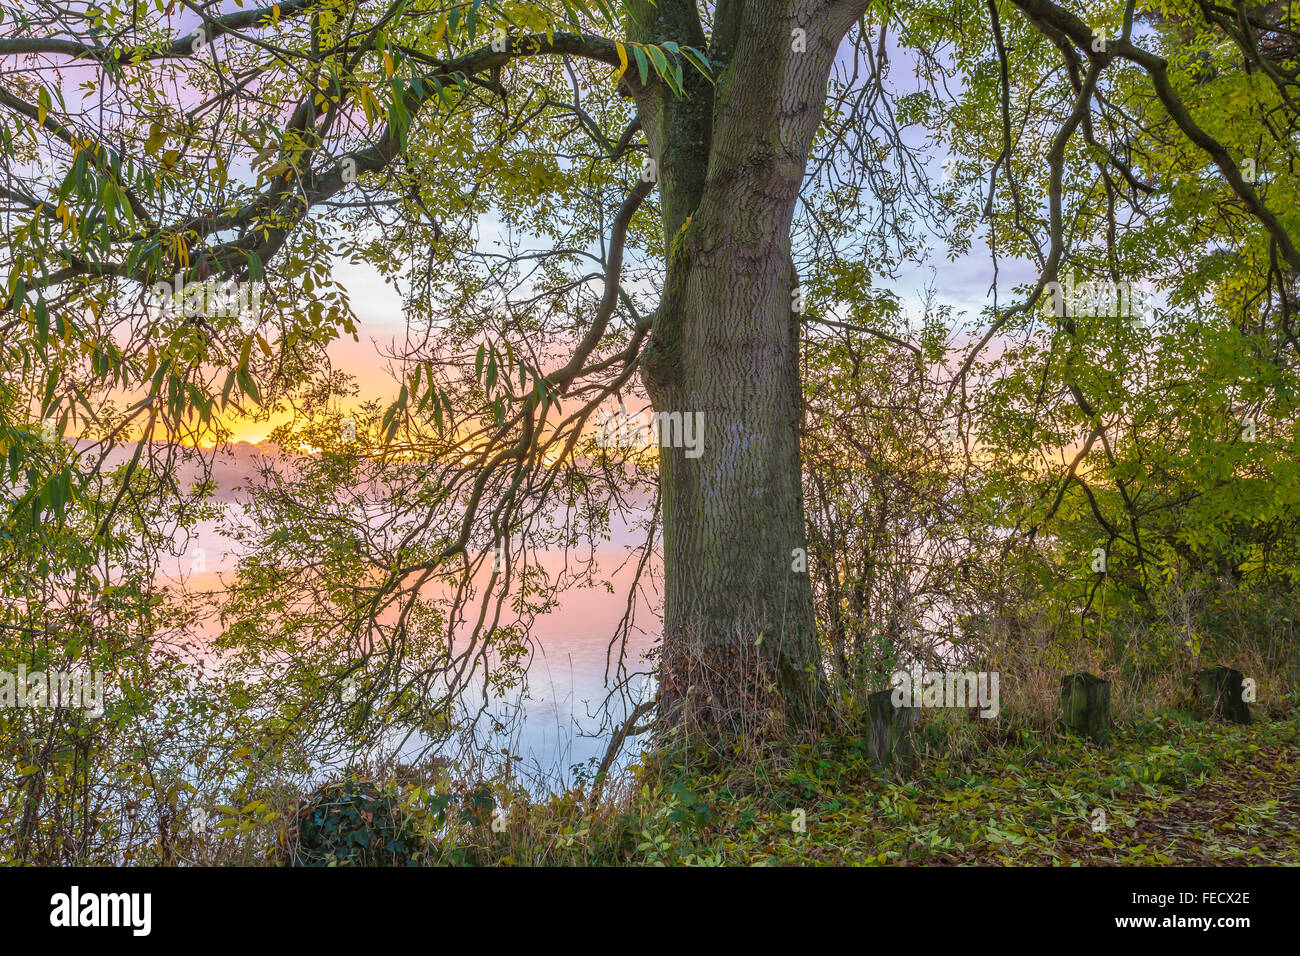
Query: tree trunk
635 1 865 734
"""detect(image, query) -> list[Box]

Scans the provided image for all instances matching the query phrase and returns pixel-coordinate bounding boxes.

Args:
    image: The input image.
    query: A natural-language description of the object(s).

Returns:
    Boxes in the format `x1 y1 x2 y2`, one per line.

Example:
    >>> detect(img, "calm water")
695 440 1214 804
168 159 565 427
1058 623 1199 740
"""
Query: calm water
169 492 658 784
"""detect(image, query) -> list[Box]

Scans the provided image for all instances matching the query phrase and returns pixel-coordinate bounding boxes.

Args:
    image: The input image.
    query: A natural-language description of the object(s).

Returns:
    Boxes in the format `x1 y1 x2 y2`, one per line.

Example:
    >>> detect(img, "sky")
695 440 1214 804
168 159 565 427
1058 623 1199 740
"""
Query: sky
6 3 1041 447
221 259 411 444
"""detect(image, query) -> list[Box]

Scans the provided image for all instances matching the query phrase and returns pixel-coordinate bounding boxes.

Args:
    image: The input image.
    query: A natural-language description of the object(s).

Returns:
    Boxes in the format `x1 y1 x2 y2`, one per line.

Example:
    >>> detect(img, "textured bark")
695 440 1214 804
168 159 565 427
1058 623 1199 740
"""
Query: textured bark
634 1 865 733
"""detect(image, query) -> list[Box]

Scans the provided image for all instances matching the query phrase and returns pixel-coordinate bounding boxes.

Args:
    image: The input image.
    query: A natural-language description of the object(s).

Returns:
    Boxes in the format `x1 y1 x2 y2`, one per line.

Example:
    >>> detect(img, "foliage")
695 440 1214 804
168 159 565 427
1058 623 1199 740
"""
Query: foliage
284 777 430 866
3 0 1300 865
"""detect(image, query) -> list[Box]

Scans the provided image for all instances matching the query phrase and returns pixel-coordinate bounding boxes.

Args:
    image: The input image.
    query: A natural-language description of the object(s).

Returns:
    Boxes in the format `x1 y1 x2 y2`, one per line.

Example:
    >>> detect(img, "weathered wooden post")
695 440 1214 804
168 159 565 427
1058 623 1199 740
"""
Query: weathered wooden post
1060 672 1110 746
1196 665 1252 724
868 688 918 773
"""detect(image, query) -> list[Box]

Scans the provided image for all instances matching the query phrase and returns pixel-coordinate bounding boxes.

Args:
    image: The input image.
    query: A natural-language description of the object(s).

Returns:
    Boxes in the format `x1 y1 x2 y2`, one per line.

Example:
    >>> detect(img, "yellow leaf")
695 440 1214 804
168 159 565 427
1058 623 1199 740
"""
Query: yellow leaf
383 51 394 77
359 86 382 122
616 42 628 80
145 121 165 156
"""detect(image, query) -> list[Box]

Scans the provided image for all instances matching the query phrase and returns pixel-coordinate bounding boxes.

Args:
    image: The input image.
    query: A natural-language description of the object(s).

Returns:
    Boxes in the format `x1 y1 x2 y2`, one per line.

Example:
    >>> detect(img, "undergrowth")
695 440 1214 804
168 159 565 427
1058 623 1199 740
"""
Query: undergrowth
268 693 1300 866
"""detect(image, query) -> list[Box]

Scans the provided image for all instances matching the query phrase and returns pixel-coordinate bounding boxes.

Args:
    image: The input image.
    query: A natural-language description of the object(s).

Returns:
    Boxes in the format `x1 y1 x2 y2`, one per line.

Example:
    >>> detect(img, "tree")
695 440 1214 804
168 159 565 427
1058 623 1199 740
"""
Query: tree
4 0 1300 745
626 0 872 728
0 0 876 740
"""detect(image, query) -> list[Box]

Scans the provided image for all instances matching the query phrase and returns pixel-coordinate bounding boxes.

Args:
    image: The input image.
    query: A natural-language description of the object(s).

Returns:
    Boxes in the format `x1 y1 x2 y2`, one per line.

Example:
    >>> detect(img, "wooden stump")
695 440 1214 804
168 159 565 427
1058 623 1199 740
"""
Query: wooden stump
1060 672 1110 746
868 688 918 773
1197 666 1252 724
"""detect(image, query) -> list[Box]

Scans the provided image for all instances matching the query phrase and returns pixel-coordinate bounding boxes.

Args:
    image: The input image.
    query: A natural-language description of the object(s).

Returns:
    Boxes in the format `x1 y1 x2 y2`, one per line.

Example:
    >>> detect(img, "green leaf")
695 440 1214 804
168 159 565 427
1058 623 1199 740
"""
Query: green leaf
632 45 650 86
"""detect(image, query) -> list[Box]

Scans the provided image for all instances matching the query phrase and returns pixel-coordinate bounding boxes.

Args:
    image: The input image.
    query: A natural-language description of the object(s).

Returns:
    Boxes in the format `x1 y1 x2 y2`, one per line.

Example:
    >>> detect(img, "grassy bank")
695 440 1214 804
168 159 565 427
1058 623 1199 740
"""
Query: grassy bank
278 699 1300 866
